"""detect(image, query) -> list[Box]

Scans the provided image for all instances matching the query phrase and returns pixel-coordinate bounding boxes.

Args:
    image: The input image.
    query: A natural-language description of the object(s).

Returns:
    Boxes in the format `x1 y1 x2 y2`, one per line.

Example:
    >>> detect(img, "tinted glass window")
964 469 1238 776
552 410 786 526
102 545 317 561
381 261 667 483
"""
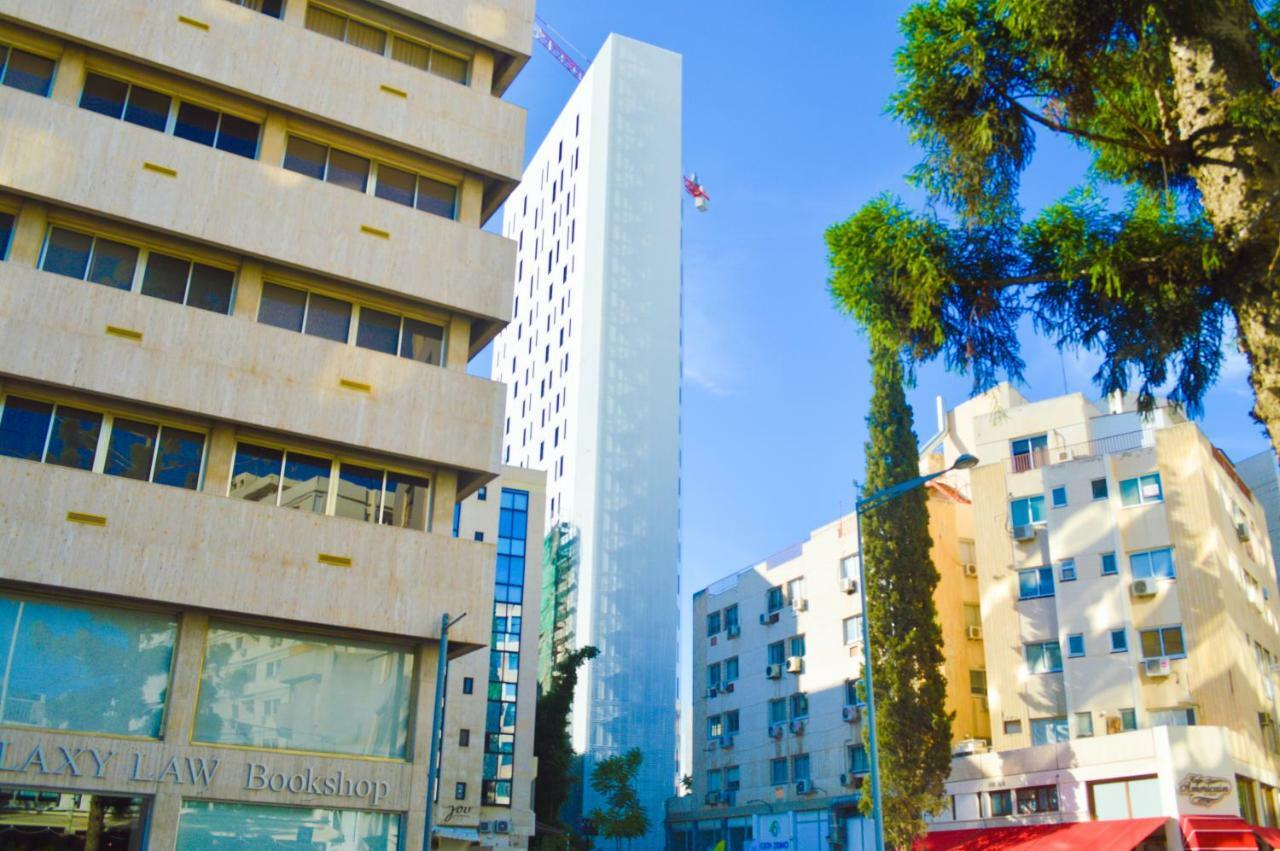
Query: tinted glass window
141 252 191 303
229 442 283 503
346 19 386 54
355 306 400 355
335 463 383 522
0 212 12 260
375 165 416 207
41 228 93 279
45 406 102 470
153 427 204 489
382 471 430 529
216 113 260 159
281 452 330 513
402 317 444 364
87 238 139 290
104 417 158 481
327 149 370 192
304 5 347 39
0 397 53 460
390 37 431 71
431 51 468 84
0 790 147 847
2 49 55 96
187 264 234 314
176 801 401 850
417 176 456 218
123 85 171 131
80 73 128 118
283 136 328 180
173 101 219 146
258 282 307 331
303 293 351 342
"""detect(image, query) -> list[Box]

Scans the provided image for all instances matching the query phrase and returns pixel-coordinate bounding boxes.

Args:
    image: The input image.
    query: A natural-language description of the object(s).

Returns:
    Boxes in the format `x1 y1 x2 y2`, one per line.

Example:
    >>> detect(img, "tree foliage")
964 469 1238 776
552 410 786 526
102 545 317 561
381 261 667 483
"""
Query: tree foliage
534 645 599 840
858 341 954 848
588 748 650 851
828 0 1280 457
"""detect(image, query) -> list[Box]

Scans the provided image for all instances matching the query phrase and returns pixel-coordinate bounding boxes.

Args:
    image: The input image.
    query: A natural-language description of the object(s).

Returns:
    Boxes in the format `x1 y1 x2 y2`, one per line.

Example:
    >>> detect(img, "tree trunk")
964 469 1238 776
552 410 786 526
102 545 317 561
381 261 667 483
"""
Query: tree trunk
1168 1 1280 458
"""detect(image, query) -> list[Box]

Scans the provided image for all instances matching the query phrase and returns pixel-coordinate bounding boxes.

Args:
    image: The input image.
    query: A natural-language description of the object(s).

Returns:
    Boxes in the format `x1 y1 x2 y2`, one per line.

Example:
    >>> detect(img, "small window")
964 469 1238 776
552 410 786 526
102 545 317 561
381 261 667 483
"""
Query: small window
0 211 12 260
990 789 1014 816
1101 552 1118 576
724 657 739 683
1130 547 1176 581
706 663 721 690
1119 473 1163 506
1018 567 1055 600
790 692 809 719
770 758 787 786
1030 716 1069 745
1139 625 1185 659
454 782 466 800
706 715 722 740
473 531 483 542
141 252 234 314
1076 712 1094 737
789 634 806 658
283 135 328 180
1058 559 1077 582
768 698 787 725
1051 486 1067 508
1010 434 1048 472
462 677 474 694
1016 785 1059 814
849 744 869 774
1025 641 1063 674
1120 708 1138 731
1067 634 1085 658
767 641 785 666
706 611 721 637
766 586 784 613
1110 629 1128 653
1091 478 1108 500
41 227 138 291
843 615 863 646
1003 719 1022 736
224 0 285 18
477 486 487 501
0 45 56 96
723 604 739 632
969 669 987 696
792 753 810 783
1011 495 1046 527
459 729 470 747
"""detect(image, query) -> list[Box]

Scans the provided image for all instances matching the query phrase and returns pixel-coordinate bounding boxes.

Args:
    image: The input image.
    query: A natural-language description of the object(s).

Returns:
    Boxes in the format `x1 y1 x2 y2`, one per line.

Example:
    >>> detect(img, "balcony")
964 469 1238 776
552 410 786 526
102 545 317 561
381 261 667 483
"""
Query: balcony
0 0 527 180
0 86 515 325
1008 430 1150 474
0 455 495 646
0 264 505 475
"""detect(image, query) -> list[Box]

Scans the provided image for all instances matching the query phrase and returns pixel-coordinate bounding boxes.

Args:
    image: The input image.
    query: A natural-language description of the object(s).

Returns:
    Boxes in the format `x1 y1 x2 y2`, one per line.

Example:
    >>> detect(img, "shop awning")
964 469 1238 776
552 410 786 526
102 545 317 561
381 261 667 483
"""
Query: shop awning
919 817 1166 850
1181 815 1259 850
1255 825 1280 850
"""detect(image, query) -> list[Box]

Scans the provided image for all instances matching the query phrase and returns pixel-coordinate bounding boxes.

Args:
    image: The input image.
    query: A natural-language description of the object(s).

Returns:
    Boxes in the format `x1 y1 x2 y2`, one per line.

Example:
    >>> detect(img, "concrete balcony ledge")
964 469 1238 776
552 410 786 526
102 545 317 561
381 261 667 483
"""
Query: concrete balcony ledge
0 0 528 180
0 455 495 645
0 87 515 325
0 264 505 475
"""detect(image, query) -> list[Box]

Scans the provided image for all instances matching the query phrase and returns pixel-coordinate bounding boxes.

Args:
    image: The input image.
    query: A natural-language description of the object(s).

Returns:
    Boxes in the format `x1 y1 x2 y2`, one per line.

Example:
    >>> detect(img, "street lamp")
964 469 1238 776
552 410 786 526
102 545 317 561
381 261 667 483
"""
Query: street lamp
854 453 978 851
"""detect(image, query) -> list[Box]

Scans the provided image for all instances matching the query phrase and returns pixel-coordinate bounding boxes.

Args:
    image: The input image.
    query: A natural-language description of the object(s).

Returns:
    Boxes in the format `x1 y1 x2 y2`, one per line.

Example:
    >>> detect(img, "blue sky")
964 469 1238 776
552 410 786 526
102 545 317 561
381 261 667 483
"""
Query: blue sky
480 0 1271 765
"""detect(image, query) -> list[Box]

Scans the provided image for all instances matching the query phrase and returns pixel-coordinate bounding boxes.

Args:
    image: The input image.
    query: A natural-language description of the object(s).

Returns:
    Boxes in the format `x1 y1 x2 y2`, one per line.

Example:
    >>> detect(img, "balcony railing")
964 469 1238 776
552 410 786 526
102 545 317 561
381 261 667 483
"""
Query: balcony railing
1009 430 1149 474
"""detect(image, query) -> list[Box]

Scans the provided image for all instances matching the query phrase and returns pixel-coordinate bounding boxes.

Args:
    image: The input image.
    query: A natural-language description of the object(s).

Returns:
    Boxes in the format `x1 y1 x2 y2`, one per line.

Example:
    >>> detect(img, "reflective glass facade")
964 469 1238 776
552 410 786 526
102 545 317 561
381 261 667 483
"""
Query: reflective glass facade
482 488 528 805
176 799 401 850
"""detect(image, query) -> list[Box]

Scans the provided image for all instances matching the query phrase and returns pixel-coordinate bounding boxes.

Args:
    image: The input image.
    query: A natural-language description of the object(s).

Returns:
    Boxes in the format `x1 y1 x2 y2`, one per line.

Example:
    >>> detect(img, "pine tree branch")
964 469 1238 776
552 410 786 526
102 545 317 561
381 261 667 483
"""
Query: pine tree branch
1006 96 1174 159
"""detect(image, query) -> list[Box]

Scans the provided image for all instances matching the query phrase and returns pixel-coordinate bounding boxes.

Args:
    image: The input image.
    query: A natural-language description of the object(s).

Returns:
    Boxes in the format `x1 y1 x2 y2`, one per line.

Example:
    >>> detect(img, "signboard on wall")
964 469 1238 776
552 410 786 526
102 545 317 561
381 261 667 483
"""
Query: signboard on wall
751 813 792 850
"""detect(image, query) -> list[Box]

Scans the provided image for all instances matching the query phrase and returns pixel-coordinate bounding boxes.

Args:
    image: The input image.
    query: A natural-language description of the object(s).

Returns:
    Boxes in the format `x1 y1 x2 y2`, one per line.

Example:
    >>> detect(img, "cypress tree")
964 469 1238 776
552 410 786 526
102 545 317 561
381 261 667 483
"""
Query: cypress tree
859 339 953 848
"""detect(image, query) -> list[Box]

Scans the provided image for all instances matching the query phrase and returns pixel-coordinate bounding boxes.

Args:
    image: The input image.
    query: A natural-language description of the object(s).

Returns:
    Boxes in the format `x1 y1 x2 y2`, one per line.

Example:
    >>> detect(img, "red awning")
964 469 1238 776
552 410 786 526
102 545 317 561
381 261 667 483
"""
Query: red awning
1255 825 1280 850
919 817 1166 850
1182 815 1259 850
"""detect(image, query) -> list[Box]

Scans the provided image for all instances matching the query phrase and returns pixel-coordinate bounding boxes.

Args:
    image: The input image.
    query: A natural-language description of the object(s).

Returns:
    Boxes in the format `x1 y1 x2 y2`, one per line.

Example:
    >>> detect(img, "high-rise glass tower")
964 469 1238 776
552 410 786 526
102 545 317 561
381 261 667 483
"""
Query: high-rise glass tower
498 33 682 849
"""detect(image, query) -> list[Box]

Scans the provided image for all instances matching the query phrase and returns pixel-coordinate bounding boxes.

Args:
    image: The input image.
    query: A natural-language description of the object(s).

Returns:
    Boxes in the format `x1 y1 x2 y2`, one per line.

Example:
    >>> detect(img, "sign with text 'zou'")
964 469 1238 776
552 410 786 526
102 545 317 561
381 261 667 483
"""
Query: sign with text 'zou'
0 738 393 806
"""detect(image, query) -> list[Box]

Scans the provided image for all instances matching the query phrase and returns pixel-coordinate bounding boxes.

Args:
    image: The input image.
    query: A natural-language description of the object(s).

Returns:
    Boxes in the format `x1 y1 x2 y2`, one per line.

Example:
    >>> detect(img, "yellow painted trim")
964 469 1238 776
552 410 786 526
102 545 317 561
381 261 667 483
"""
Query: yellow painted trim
339 378 373 394
318 553 354 568
143 162 178 178
360 225 390 240
177 15 210 31
65 511 107 527
104 325 143 342
380 84 408 99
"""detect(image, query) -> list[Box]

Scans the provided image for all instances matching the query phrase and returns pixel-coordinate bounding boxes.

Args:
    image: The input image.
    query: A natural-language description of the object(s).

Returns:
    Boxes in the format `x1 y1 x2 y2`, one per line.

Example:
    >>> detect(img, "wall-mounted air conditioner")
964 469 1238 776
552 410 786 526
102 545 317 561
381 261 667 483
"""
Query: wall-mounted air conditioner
766 663 783 679
841 578 857 595
967 625 983 640
786 656 804 674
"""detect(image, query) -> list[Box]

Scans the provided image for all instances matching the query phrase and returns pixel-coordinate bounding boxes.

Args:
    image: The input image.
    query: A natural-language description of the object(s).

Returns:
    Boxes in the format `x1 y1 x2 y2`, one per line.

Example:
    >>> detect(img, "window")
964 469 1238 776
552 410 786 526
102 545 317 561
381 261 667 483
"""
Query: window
766 586 784 612
706 769 722 794
786 577 805 605
1051 486 1067 507
304 4 470 84
0 211 13 260
1018 567 1054 600
970 669 987 696
1011 434 1047 472
1010 495 1046 527
230 443 431 530
768 699 787 725
706 715 723 740
1139 625 1186 659
0 396 206 489
1016 785 1059 813
1101 552 1118 576
790 692 809 720
80 73 259 158
1030 716 1069 745
195 623 414 758
845 678 863 707
1090 776 1161 819
1130 547 1176 581
1003 719 1022 736
849 744 869 774
176 800 400 849
724 604 739 632
1025 641 1063 674
792 754 811 783
355 306 446 365
0 44 55 96
1150 707 1197 728
707 610 721 637
706 663 721 691
990 790 1014 816
459 729 470 747
964 603 981 629
455 782 467 800
259 282 348 340
789 634 806 657
1120 708 1138 731
1119 473 1163 506
724 656 739 683
1110 629 1129 653
843 615 864 646
462 677 474 694
840 554 860 581
40 226 235 314
725 765 741 791
223 0 285 18
1091 478 1109 499
1076 712 1094 737
725 710 740 735
1058 559 1076 581
0 790 148 847
282 135 457 219
1067 634 1085 657
767 640 785 666
0 593 177 736
770 758 788 786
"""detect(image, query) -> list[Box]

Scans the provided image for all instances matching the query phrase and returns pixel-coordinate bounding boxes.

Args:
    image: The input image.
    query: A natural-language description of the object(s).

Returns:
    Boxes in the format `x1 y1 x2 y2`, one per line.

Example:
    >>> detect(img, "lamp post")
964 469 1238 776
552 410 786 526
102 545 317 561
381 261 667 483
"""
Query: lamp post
855 453 978 851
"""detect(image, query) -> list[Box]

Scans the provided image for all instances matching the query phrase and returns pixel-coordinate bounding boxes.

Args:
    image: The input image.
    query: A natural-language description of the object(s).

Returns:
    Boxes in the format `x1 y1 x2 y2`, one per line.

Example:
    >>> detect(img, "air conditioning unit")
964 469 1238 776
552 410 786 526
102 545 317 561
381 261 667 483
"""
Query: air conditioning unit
967 625 983 640
952 738 989 756
760 612 779 626
1012 524 1038 542
786 656 804 674
704 791 721 806
790 718 806 734
963 563 978 577
1130 578 1157 598
1105 714 1124 735
1237 522 1251 542
793 598 809 612
840 773 864 788
723 682 735 694
766 663 783 679
720 735 735 750
795 779 813 795
727 624 742 638
841 578 857 595
769 722 785 739
494 821 511 834
478 821 492 834
1144 657 1172 677
707 686 719 698
842 705 862 722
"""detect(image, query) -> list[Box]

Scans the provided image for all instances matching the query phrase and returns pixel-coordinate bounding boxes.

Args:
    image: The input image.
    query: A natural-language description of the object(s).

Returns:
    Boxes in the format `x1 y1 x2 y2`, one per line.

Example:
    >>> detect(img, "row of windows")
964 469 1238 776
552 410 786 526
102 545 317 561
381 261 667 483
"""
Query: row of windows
1026 624 1186 673
706 603 740 636
706 657 739 688
304 4 469 84
1011 472 1163 527
767 635 806 665
1016 547 1175 600
283 135 457 219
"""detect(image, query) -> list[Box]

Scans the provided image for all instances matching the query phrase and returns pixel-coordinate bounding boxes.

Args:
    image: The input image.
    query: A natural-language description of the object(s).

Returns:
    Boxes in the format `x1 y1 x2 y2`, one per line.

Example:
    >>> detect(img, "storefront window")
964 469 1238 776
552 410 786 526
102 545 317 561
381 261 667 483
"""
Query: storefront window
176 800 401 850
193 624 414 759
1089 775 1161 819
0 787 148 850
0 594 177 737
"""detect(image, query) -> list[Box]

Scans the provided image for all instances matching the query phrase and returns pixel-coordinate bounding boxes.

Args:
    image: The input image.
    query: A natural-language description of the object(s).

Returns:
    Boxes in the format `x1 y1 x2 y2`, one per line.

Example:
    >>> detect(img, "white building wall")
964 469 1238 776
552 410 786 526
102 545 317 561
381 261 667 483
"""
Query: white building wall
497 33 682 847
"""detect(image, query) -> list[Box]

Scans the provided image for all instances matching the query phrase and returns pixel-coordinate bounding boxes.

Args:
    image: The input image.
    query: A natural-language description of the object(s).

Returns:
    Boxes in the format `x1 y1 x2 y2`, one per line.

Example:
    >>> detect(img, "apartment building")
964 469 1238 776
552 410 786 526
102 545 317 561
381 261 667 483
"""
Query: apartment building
0 0 531 848
667 484 990 851
923 386 1280 846
496 34 683 847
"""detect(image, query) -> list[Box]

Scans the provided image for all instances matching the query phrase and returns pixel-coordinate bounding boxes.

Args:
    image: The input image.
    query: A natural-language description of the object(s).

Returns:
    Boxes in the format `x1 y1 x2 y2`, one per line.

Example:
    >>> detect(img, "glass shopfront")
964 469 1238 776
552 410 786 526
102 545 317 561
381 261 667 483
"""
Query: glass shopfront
175 800 401 851
0 786 148 851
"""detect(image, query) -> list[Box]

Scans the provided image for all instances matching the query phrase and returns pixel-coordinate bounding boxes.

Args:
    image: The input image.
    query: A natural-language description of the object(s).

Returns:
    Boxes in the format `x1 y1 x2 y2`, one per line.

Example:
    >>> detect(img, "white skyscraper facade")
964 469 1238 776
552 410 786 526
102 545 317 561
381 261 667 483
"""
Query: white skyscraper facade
497 34 682 847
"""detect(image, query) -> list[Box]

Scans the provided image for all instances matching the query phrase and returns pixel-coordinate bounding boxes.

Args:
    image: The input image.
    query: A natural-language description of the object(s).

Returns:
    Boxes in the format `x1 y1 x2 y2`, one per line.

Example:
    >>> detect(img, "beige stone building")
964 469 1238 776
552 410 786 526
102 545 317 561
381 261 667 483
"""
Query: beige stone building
0 0 533 847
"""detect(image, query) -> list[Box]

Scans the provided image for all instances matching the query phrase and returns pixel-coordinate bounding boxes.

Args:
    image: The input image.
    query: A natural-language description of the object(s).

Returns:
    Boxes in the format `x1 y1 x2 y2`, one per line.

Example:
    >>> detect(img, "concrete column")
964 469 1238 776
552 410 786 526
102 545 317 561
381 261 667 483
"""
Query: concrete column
445 316 471 371
470 49 494 94
233 260 265 319
258 112 290 166
404 641 439 851
8 200 48 265
49 46 86 105
150 612 209 850
459 177 483 228
202 425 238 495
431 471 457 534
282 0 307 27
